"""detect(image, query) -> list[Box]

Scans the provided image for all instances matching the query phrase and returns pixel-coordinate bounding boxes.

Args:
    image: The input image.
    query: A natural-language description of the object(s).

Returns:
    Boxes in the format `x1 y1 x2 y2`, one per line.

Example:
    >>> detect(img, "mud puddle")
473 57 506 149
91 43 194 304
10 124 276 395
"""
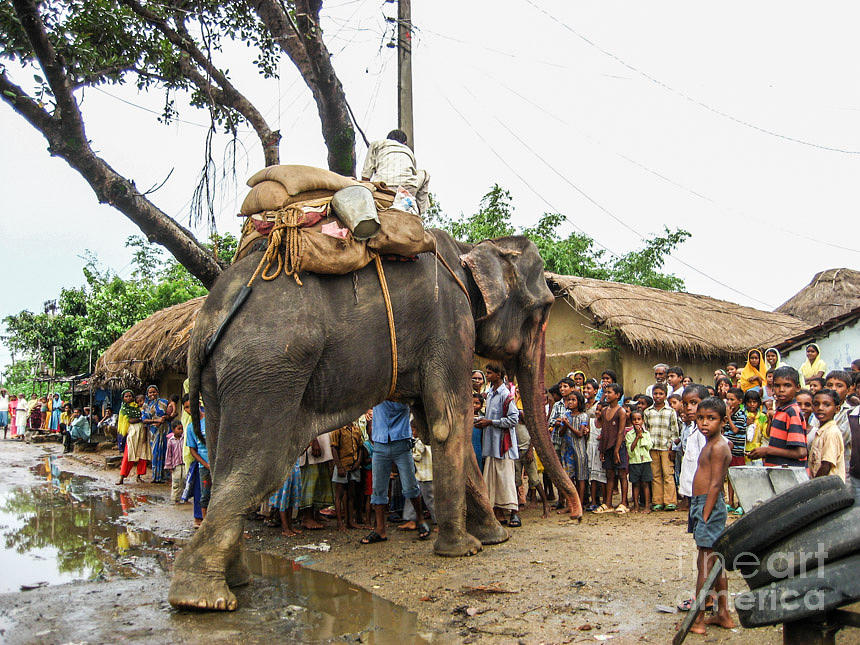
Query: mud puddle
0 454 438 643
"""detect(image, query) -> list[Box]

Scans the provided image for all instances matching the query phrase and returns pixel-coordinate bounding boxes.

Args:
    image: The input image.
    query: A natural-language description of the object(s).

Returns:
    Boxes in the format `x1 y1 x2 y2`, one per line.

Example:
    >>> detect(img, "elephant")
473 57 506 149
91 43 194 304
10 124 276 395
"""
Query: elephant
168 229 582 611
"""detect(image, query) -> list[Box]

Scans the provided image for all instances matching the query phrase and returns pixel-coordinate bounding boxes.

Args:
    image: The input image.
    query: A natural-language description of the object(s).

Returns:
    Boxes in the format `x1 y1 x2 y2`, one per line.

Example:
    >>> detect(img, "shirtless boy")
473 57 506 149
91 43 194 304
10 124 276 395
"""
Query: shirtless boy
689 396 735 634
595 383 627 513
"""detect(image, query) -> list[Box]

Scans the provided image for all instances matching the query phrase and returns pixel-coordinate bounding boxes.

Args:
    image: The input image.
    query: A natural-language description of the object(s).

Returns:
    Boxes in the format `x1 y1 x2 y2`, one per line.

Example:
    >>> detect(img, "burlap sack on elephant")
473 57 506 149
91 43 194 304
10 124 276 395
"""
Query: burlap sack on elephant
240 180 290 216
367 209 437 256
299 224 375 275
247 165 360 195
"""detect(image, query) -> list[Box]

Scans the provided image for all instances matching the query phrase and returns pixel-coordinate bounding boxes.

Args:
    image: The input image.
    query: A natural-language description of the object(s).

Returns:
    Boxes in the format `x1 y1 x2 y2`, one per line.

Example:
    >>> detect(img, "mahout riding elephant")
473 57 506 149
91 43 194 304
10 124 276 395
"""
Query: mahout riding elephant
169 230 582 611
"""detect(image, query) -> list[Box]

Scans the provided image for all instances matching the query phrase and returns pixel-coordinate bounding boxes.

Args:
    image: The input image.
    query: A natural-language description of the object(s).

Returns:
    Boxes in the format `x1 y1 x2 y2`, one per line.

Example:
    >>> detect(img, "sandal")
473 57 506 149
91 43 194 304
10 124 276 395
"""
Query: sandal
615 504 630 514
360 531 388 545
417 522 431 540
678 597 715 612
664 504 677 511
263 518 280 528
594 504 613 514
731 507 744 515
652 504 664 511
508 513 522 527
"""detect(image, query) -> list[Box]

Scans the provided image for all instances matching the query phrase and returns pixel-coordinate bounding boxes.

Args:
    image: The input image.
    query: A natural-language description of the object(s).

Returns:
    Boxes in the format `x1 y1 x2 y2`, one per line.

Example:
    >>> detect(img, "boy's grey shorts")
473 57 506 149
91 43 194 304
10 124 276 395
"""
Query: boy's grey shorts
689 493 726 548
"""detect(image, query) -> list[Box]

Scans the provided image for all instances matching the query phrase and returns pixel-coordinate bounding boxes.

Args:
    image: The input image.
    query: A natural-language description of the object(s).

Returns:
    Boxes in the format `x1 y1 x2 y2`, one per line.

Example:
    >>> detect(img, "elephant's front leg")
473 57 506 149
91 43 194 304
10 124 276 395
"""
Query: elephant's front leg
423 397 483 557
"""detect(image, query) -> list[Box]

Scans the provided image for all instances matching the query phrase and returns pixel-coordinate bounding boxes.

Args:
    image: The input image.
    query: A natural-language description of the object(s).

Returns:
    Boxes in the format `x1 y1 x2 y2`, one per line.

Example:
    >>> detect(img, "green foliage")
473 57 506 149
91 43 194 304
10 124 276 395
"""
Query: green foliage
1 233 235 386
432 185 690 291
0 0 281 131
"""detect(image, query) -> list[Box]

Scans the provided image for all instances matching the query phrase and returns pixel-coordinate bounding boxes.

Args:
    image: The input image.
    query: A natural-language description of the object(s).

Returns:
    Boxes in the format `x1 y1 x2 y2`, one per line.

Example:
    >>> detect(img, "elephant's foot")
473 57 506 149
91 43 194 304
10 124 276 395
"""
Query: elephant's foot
466 516 509 545
433 530 483 557
168 569 237 611
225 554 251 588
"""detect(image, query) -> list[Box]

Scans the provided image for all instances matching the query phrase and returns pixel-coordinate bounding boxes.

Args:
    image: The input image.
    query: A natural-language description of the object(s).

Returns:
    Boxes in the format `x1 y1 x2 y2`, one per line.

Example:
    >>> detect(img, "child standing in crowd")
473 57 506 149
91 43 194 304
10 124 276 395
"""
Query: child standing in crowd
330 422 364 531
410 426 436 524
595 383 626 513
678 385 709 519
269 459 302 536
583 379 605 511
625 410 653 513
807 376 825 394
183 394 210 520
796 389 817 445
472 393 485 470
560 390 589 509
825 370 854 477
666 366 684 397
723 388 748 514
644 382 680 511
748 366 807 467
808 389 845 481
689 397 734 635
743 389 769 463
165 419 186 503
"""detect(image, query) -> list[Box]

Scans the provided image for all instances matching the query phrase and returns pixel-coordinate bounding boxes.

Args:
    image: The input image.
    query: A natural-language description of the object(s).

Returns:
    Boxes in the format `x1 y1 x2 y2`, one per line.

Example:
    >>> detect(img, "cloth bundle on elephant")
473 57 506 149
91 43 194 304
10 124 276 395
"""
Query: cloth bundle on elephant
168 165 581 612
234 164 437 279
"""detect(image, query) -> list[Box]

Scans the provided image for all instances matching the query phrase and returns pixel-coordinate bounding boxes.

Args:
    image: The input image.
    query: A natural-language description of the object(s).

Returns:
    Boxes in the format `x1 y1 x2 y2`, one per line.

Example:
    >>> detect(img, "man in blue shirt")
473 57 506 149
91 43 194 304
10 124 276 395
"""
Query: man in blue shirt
361 400 428 544
183 395 211 519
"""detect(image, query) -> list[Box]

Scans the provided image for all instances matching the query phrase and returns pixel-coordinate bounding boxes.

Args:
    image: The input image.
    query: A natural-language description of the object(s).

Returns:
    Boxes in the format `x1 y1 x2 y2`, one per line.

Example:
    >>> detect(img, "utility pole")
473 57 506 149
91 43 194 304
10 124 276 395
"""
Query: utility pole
397 0 414 150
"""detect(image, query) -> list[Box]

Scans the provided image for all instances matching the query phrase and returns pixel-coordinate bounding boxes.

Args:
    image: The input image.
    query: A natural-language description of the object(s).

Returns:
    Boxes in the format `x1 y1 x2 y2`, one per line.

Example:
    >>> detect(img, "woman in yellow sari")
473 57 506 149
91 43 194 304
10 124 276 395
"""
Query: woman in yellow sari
800 343 827 382
738 349 767 391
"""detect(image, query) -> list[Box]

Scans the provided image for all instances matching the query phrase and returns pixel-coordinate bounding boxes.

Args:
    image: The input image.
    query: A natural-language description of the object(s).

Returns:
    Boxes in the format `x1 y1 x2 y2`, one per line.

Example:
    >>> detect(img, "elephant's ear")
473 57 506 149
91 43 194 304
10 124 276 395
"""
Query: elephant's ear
460 241 519 320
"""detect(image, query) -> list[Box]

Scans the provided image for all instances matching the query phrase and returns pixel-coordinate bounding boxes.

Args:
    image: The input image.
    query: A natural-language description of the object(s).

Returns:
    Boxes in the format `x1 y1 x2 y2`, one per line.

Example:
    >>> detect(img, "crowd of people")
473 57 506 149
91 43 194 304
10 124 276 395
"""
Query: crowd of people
2 345 858 633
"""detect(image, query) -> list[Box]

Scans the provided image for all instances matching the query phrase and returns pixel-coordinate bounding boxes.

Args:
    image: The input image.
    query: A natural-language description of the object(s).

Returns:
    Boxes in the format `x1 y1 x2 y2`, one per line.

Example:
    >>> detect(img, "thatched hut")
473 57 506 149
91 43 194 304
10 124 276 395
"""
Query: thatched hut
544 274 808 395
775 268 860 327
91 296 205 398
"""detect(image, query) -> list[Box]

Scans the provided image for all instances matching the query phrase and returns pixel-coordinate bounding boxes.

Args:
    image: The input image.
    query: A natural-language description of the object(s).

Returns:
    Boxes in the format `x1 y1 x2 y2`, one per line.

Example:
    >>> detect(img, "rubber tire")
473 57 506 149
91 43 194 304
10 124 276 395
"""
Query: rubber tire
714 477 854 570
735 553 860 627
742 505 860 589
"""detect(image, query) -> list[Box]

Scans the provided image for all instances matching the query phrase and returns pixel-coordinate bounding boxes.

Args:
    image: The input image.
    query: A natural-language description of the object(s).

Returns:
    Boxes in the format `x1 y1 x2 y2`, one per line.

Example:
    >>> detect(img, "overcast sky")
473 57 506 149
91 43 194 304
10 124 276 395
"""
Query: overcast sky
2 0 858 370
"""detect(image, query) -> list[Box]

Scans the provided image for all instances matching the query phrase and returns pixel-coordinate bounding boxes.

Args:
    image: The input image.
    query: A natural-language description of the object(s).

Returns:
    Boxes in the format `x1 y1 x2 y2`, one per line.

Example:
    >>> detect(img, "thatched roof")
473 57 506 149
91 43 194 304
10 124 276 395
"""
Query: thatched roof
546 273 808 359
775 268 860 327
91 296 205 390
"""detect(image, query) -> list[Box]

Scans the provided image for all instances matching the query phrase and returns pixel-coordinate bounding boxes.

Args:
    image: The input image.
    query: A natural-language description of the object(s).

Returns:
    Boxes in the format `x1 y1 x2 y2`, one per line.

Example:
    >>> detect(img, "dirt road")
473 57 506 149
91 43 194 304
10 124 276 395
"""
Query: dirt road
0 441 800 643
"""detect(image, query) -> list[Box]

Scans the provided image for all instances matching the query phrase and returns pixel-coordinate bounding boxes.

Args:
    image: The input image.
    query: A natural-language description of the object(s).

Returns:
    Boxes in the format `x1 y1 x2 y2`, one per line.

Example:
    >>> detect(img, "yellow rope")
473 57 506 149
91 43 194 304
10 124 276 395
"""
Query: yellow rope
246 205 305 287
374 255 398 399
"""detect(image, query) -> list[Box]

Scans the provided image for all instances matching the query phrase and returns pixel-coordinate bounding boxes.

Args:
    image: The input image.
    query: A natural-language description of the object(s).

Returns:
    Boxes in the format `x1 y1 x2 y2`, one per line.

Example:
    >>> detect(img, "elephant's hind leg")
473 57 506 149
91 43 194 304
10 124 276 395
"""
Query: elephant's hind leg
169 398 309 611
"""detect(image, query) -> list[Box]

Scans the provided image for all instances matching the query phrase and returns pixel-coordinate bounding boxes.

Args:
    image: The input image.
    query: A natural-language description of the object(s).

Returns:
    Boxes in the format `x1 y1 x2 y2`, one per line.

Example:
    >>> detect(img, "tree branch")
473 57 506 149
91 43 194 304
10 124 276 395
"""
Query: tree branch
11 0 85 140
0 71 57 134
251 0 356 175
4 2 223 288
119 0 280 165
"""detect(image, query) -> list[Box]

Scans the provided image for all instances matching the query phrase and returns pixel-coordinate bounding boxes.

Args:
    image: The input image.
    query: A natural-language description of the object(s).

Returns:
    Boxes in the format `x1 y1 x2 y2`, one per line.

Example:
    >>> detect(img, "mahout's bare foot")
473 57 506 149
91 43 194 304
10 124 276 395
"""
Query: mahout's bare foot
398 521 417 530
301 518 325 530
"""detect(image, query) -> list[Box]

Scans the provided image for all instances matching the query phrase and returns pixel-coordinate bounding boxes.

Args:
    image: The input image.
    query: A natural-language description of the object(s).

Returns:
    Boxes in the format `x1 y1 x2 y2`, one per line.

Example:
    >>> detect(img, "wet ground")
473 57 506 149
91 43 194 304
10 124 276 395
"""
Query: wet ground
0 445 438 644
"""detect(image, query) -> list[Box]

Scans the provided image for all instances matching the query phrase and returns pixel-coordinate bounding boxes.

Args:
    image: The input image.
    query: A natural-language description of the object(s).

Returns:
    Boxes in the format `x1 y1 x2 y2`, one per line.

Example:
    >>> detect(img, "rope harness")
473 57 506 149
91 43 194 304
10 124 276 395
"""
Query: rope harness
373 255 398 398
246 205 305 287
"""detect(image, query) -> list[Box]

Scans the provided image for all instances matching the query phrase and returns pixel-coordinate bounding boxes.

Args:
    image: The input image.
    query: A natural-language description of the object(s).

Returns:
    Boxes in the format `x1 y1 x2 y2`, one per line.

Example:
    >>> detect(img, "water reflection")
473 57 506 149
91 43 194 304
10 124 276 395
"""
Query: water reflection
0 456 167 592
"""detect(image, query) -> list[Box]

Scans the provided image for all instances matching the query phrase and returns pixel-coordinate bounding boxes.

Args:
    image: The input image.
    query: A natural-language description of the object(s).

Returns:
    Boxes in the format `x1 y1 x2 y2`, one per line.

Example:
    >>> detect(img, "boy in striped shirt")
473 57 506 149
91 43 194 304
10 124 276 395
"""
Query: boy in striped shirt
748 366 807 467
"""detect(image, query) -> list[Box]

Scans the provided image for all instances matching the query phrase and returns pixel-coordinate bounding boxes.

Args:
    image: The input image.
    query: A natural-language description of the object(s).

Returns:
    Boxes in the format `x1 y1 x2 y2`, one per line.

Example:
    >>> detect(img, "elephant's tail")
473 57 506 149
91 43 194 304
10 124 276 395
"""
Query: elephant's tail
187 323 205 447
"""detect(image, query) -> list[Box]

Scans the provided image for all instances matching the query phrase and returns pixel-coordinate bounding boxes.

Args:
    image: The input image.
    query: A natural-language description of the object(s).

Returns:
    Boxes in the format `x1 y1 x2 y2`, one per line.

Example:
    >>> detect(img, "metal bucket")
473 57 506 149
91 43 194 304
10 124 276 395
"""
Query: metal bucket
330 185 380 240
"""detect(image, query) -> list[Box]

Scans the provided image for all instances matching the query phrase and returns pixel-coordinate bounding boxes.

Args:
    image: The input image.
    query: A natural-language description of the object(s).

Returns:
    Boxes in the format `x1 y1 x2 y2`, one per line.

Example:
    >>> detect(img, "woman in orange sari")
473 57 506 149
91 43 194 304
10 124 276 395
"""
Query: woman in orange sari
738 349 767 391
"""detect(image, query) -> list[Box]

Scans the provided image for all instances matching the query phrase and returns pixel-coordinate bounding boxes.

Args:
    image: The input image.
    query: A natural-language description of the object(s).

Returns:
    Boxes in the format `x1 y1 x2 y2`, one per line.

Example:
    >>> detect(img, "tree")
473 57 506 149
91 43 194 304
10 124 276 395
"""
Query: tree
0 0 356 286
1 232 235 385
431 185 691 290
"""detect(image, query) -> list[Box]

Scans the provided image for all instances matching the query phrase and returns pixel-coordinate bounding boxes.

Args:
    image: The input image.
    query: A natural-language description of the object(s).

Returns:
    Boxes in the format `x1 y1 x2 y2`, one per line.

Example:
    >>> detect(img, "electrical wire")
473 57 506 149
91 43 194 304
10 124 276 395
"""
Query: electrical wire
460 62 858 255
436 73 777 309
524 0 860 155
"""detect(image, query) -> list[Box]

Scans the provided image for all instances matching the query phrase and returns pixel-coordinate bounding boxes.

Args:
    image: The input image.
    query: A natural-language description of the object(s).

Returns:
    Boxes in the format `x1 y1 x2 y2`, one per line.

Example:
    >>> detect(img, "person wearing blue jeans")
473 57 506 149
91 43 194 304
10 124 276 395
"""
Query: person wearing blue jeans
361 400 428 544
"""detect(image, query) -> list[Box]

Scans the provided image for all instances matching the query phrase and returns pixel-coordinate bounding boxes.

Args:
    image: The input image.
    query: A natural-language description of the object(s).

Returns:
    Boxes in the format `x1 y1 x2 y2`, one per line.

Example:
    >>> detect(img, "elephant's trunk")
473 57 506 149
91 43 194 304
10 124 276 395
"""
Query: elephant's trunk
516 323 582 519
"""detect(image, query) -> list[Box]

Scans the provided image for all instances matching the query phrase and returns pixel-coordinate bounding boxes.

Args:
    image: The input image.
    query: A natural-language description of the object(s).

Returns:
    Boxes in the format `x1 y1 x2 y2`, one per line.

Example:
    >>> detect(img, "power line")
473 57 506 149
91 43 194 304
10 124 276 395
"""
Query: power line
464 63 858 255
524 0 860 155
430 77 625 260
442 77 776 309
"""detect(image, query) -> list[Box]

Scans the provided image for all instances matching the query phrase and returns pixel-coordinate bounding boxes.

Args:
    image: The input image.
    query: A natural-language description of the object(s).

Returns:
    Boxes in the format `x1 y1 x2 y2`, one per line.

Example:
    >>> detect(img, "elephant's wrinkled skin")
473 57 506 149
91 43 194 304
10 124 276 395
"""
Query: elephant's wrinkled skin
169 231 581 611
